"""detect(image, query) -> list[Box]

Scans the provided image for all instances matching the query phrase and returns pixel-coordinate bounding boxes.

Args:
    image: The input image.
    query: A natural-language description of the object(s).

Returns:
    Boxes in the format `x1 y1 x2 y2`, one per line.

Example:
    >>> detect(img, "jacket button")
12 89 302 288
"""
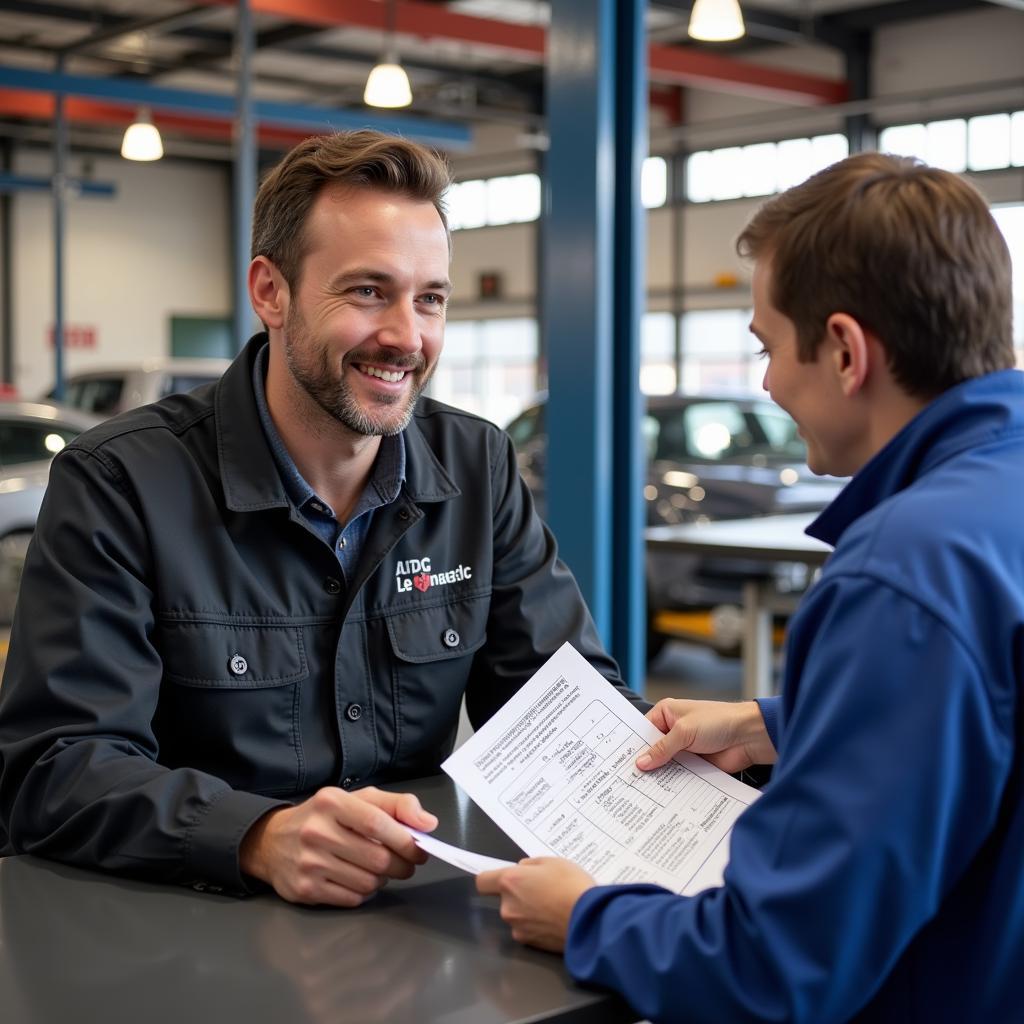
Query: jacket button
398 508 411 521
324 577 342 595
345 703 362 722
229 654 248 675
442 628 460 648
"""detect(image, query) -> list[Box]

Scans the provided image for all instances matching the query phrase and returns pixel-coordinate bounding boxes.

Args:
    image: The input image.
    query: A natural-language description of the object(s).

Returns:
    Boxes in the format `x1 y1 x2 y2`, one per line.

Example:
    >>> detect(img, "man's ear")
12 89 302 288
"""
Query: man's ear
248 256 289 330
824 312 870 398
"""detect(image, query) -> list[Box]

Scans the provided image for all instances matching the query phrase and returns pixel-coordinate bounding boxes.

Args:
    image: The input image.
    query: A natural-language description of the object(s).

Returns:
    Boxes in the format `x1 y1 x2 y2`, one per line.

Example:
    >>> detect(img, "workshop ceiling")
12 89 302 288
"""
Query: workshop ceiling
0 0 1004 161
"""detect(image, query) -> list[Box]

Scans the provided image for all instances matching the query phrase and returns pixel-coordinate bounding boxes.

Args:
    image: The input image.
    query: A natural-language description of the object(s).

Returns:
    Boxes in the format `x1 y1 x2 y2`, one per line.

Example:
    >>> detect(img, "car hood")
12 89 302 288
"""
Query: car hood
647 459 846 525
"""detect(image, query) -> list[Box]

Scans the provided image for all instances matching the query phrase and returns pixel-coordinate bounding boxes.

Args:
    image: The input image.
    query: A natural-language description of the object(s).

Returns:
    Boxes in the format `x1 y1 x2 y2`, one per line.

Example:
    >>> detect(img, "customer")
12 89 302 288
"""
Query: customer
0 130 642 906
479 153 1024 1024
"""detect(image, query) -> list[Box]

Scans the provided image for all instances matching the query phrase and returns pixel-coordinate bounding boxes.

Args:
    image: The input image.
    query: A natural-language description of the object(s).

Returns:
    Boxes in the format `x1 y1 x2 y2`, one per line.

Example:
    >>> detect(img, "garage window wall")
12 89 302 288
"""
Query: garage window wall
428 318 539 427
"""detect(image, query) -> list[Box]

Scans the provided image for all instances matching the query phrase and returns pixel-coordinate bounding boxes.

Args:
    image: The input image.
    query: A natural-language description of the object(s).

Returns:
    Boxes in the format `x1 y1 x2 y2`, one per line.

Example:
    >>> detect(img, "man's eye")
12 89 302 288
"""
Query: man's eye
756 346 770 360
421 294 446 306
352 287 377 298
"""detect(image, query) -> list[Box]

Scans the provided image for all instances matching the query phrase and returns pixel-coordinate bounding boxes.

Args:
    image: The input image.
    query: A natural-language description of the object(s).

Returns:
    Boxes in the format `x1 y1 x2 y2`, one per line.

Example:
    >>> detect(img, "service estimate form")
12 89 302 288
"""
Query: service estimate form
443 643 760 894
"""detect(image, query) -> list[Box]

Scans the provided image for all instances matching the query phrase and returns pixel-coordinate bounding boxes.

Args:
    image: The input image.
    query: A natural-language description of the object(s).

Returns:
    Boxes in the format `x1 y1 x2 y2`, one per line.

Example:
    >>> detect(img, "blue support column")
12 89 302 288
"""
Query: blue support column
233 0 256 353
544 0 646 689
52 55 67 401
611 0 647 690
544 0 616 641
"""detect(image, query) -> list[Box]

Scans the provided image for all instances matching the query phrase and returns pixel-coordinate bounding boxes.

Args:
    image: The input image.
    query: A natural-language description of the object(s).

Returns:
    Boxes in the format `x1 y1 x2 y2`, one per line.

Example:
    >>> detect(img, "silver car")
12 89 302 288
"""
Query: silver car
49 358 229 418
0 402 101 621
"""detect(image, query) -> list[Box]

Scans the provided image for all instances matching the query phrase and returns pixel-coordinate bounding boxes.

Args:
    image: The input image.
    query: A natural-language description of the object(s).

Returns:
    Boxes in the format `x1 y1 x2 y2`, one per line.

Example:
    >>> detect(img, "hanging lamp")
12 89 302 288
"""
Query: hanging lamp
688 0 746 42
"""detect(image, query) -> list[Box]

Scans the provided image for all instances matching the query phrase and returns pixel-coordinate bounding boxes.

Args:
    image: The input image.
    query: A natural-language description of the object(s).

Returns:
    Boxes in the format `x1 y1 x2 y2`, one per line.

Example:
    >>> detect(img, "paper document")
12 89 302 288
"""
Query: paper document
443 643 760 895
403 826 515 875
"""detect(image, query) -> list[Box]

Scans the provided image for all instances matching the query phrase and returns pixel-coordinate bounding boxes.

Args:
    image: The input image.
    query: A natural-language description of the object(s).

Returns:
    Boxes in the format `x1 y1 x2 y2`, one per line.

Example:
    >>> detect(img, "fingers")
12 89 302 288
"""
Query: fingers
357 787 439 833
312 788 428 867
636 720 693 771
476 867 508 895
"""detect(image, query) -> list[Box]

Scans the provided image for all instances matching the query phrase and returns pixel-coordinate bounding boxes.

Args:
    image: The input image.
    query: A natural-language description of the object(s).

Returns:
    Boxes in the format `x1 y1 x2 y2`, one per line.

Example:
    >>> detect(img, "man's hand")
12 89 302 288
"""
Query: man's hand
240 786 438 907
637 698 777 774
476 858 596 953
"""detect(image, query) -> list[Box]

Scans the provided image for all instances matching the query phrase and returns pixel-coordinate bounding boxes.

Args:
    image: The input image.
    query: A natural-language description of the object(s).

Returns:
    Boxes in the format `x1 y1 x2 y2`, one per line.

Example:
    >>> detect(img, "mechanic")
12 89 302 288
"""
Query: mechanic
0 130 643 906
478 153 1024 1023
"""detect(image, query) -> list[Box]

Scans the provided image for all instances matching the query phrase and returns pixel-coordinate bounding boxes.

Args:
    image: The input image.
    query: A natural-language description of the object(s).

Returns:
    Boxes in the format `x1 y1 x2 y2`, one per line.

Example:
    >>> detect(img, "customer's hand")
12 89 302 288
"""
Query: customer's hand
240 786 437 907
637 698 777 774
477 858 596 953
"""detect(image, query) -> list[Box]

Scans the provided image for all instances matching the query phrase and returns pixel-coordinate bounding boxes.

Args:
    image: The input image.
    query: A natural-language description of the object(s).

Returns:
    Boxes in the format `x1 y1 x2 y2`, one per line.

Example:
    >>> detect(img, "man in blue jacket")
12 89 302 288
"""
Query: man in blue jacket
479 153 1024 1022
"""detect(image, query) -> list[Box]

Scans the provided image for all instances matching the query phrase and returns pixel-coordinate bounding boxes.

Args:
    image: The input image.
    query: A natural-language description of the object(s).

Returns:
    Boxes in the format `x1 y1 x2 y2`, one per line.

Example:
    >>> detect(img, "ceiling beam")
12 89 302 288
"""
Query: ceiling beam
191 0 847 105
0 65 472 148
0 87 339 149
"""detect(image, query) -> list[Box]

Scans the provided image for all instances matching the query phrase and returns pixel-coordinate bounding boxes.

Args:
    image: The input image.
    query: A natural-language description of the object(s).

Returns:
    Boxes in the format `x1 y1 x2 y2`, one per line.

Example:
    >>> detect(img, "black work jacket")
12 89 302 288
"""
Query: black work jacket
0 335 641 892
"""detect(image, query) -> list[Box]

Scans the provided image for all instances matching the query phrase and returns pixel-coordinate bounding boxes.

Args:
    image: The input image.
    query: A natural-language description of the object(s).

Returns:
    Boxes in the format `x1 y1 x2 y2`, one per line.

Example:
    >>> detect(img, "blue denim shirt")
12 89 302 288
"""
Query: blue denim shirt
251 345 405 581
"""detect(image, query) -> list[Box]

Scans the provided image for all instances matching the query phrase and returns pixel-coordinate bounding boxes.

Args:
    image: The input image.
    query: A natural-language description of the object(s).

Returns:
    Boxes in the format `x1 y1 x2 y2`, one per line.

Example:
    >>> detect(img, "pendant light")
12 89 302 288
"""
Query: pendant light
120 107 164 161
688 0 746 42
364 0 412 109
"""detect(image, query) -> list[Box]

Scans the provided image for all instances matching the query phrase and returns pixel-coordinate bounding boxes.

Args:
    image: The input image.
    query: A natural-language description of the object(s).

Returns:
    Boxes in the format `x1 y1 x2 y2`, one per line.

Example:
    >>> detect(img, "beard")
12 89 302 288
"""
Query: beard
283 305 434 437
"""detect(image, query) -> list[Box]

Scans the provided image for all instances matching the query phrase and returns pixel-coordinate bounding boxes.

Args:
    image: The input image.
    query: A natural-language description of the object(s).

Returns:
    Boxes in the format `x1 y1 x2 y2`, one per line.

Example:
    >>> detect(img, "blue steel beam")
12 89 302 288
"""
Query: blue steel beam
0 65 472 149
611 0 647 690
233 0 256 354
544 0 647 689
543 0 616 644
52 55 67 402
0 173 115 195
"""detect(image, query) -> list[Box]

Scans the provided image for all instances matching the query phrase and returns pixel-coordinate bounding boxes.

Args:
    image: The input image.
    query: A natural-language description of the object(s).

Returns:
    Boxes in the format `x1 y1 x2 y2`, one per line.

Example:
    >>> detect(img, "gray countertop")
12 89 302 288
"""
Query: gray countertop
0 774 638 1024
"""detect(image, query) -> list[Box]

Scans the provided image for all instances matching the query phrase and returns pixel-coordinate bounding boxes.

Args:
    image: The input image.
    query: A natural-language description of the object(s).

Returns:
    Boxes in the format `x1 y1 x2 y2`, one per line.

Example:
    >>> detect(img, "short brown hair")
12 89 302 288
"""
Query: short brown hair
252 129 452 288
737 152 1014 398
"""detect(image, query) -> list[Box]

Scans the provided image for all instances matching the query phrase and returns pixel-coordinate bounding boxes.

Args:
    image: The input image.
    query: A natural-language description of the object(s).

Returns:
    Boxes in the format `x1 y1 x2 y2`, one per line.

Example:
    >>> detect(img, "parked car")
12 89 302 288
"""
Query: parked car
505 394 846 659
47 358 230 417
0 401 101 621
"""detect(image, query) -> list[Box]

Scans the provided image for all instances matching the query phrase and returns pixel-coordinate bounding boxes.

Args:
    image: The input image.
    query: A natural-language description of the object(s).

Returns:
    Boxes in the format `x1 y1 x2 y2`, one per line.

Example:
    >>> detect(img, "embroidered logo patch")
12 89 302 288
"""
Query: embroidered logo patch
395 557 473 594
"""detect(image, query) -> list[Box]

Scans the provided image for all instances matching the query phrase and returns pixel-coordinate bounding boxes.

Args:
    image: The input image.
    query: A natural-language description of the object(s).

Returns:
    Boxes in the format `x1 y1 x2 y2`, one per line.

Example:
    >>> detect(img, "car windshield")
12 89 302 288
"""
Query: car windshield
647 400 806 464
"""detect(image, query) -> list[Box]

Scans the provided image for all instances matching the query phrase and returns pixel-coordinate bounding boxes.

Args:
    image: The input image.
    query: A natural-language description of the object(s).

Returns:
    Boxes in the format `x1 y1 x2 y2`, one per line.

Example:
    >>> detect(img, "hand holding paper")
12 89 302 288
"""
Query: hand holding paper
443 643 760 895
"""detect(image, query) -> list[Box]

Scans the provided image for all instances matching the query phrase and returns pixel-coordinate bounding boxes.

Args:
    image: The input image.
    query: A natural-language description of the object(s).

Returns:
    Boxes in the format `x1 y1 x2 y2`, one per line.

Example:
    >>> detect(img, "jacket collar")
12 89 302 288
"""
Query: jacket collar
808 368 1024 547
216 333 460 512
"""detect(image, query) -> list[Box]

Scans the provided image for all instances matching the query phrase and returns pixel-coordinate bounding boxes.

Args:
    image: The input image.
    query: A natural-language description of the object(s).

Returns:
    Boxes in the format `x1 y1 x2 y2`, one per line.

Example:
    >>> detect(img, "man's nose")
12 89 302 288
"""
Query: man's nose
377 303 421 352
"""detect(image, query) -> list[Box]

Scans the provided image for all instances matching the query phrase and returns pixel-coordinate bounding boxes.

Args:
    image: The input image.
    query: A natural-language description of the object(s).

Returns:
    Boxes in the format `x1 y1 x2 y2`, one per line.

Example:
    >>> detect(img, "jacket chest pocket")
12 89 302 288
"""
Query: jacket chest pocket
382 597 488 771
154 621 309 796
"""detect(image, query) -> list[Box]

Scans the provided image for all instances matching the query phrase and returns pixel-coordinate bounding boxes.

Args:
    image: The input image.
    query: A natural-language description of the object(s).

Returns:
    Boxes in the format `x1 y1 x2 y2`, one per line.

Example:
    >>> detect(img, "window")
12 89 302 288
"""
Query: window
968 113 1011 172
427 318 539 425
0 421 81 467
641 156 668 209
680 308 760 393
66 377 124 415
485 174 541 226
881 109 1024 174
641 312 677 394
448 158 667 229
686 133 849 204
647 399 805 464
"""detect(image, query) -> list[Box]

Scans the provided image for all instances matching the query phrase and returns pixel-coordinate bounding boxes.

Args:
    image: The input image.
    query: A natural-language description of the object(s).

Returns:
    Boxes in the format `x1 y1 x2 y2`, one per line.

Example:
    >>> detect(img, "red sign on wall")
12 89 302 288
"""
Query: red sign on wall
47 324 97 349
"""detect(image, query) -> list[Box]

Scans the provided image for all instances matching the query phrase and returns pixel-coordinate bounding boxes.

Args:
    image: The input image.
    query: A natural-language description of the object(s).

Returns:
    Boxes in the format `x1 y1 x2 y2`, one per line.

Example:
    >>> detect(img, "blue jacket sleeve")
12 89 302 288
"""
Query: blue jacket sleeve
754 695 781 750
564 578 1014 1024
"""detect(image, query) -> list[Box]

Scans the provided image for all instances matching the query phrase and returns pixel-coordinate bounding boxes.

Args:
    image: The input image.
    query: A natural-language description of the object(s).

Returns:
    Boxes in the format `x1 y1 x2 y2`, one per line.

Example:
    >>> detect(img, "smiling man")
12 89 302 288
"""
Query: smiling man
0 131 642 905
479 153 1024 1023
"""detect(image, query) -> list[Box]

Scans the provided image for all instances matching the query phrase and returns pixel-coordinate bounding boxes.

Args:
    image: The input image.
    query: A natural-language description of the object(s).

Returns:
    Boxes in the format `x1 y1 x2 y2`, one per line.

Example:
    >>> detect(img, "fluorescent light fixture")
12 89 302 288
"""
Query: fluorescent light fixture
688 0 745 42
120 107 163 161
364 59 413 108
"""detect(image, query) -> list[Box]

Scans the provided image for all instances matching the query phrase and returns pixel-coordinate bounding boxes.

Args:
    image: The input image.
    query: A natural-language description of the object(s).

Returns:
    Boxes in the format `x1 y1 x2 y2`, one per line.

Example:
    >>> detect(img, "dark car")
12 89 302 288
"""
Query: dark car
505 394 845 659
